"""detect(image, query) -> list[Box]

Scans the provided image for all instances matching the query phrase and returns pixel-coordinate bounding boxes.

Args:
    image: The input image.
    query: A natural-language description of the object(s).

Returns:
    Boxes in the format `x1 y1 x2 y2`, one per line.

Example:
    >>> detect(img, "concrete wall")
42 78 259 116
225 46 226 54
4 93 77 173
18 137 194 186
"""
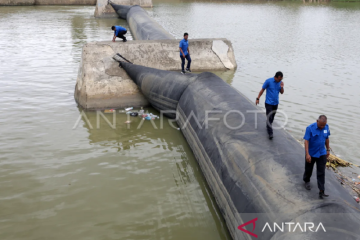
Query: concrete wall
75 39 237 110
0 0 35 5
0 0 94 5
94 0 152 18
35 0 95 4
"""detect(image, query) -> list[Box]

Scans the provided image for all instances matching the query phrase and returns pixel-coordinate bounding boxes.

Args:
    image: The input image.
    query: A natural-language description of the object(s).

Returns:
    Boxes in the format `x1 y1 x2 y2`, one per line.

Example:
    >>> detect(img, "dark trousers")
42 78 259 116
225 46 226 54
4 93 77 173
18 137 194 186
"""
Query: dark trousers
180 54 191 71
303 155 327 191
265 103 278 135
117 30 127 41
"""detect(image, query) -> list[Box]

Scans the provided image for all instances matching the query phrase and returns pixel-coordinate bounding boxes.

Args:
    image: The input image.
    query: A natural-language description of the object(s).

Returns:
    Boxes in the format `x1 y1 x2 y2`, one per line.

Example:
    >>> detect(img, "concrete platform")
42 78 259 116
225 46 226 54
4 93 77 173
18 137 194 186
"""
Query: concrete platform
0 0 34 5
94 0 152 18
75 39 237 110
0 0 95 5
35 0 96 4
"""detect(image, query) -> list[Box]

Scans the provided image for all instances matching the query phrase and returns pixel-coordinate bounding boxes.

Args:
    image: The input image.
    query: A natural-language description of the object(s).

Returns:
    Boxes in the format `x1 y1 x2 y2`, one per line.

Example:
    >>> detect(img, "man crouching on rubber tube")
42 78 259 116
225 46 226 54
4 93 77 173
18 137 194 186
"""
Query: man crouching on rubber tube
111 25 127 42
303 115 331 199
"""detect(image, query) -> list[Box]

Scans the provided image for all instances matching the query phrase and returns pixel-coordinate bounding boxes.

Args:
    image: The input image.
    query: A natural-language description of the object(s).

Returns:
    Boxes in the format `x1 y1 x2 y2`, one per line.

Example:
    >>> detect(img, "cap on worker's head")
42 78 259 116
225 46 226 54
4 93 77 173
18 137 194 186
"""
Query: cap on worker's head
111 26 115 30
184 32 188 36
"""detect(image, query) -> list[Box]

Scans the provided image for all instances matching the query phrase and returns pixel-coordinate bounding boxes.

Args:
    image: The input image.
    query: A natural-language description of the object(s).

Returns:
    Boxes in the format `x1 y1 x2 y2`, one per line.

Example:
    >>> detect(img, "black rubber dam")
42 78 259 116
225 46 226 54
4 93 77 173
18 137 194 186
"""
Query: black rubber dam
110 3 360 239
116 61 360 240
111 3 174 40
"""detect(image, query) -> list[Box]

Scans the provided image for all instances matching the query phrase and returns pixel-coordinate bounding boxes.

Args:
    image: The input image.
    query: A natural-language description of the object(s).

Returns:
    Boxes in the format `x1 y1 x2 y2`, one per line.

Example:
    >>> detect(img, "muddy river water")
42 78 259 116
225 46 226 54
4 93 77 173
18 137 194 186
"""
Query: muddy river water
1 1 360 239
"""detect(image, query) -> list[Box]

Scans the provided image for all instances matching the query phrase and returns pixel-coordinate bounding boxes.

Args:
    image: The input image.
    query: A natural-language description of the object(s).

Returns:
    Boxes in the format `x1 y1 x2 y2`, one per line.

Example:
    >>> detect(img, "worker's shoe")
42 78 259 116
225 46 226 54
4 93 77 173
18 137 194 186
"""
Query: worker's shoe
181 70 186 74
123 39 127 42
269 134 273 140
305 182 311 190
186 68 191 73
319 191 329 199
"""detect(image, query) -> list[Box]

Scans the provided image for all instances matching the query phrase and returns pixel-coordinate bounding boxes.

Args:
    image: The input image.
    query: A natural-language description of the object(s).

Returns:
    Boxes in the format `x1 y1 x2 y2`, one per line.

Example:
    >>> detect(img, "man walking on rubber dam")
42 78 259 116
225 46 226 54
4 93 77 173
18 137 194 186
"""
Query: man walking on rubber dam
303 115 331 199
256 71 284 139
179 32 191 74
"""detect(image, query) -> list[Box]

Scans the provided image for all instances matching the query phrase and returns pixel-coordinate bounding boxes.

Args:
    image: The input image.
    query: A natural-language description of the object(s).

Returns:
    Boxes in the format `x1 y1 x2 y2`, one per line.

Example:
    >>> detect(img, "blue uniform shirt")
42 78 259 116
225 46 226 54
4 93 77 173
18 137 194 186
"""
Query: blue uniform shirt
303 122 330 158
115 26 127 36
179 39 189 56
262 77 282 105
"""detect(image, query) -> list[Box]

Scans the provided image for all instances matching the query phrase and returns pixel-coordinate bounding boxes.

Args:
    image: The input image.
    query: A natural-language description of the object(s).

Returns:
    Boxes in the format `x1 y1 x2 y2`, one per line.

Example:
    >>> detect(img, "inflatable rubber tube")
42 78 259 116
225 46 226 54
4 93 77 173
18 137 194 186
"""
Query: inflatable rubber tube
118 60 360 239
110 3 174 40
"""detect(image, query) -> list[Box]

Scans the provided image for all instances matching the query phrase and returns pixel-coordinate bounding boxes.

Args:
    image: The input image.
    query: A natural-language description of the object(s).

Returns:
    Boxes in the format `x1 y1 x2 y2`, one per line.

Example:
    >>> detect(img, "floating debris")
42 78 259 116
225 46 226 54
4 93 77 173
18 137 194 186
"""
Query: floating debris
326 153 354 170
141 113 159 120
335 171 360 198
104 109 115 113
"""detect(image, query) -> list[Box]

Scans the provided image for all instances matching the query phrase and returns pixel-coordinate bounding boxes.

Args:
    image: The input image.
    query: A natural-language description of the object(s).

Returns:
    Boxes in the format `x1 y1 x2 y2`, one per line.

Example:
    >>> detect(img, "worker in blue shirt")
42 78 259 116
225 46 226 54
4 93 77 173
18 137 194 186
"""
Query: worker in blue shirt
179 32 191 74
303 115 331 199
111 25 127 42
256 71 284 139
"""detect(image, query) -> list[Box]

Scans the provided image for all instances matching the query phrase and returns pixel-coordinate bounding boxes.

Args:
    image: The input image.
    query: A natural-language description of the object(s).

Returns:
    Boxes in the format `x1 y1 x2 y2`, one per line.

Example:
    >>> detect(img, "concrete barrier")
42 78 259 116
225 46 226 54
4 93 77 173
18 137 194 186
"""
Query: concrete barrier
0 0 34 5
35 0 95 4
75 39 237 110
94 0 152 18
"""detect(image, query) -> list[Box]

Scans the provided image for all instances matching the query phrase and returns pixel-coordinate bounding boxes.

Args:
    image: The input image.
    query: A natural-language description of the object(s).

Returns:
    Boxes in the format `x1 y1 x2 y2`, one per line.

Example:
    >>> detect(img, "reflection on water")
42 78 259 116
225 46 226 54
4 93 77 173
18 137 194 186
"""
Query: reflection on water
1 2 360 240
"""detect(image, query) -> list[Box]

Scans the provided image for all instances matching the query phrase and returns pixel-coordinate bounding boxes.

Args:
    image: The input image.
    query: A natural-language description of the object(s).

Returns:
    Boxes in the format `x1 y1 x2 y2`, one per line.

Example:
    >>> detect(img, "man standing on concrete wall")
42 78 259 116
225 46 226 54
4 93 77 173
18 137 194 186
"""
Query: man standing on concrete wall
179 33 191 74
255 71 284 139
111 26 127 42
303 115 331 199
